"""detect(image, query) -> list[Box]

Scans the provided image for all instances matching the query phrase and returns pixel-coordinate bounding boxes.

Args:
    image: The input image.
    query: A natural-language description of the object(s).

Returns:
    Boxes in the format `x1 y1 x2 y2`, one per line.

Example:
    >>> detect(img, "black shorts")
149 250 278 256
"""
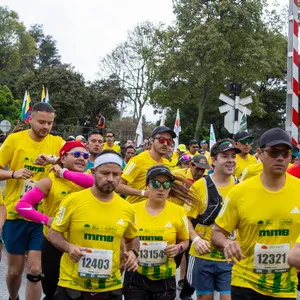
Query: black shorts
123 271 176 300
231 286 296 300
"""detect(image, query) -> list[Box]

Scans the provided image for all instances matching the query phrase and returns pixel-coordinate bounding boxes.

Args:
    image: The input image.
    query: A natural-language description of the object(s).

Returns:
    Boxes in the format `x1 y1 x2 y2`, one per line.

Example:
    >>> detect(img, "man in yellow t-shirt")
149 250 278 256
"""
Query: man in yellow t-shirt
0 102 64 300
212 128 300 299
116 126 175 204
185 140 200 157
48 150 139 298
233 131 258 179
185 138 240 299
102 131 121 154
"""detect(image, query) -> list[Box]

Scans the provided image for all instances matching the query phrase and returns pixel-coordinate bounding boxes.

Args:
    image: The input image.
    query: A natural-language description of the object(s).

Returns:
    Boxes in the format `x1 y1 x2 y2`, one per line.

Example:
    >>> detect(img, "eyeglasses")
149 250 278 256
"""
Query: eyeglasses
150 180 173 189
66 151 90 159
153 137 173 145
239 137 253 145
262 148 291 159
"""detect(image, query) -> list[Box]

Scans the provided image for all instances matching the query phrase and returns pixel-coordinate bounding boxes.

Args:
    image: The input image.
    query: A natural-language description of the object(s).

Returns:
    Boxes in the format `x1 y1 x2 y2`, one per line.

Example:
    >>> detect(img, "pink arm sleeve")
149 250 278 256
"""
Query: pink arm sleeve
16 187 49 225
63 170 94 188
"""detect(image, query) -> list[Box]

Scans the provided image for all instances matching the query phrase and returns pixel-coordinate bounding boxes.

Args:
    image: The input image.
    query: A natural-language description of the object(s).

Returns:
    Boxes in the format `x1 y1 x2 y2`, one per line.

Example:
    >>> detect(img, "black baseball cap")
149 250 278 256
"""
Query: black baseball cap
234 131 253 142
211 140 241 157
259 128 293 148
151 126 176 138
146 165 175 185
192 154 210 169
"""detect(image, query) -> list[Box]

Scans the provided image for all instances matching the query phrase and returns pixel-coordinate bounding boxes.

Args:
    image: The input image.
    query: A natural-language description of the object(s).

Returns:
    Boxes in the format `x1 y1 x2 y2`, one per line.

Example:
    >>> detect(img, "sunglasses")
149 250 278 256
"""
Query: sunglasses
239 137 253 145
150 180 173 189
154 137 173 145
262 148 291 159
67 151 89 159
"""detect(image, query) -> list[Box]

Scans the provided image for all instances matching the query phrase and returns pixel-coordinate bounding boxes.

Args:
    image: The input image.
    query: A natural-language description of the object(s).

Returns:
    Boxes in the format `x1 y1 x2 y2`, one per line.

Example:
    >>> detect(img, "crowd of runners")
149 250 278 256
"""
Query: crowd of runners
0 102 300 300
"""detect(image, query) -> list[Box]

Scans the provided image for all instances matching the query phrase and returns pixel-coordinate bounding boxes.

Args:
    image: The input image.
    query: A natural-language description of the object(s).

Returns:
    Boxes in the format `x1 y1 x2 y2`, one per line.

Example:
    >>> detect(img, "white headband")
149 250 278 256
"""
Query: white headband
94 153 123 169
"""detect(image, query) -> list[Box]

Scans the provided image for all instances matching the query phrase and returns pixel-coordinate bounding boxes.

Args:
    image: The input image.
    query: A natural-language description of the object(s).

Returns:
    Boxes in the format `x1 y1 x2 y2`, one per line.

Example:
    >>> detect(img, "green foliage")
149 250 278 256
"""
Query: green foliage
148 0 287 140
0 85 21 123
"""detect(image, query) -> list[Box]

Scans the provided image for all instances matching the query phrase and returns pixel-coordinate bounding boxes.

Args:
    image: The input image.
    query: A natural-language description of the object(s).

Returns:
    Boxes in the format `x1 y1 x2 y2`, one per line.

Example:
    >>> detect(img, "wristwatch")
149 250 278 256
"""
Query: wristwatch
130 248 139 257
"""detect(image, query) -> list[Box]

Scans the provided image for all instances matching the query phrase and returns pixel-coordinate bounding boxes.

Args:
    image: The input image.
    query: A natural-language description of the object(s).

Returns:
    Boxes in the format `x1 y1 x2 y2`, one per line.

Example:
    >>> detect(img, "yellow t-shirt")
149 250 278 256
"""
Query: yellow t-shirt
172 167 194 182
133 200 189 280
0 130 64 220
102 142 121 154
234 154 257 179
215 174 300 298
184 150 200 158
0 188 3 206
185 176 236 261
52 189 137 292
121 150 170 204
241 162 293 181
43 172 83 237
168 153 178 171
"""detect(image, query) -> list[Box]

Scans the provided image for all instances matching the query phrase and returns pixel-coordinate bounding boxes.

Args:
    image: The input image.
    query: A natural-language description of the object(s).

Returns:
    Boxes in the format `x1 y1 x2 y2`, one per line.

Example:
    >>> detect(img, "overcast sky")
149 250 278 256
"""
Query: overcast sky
0 0 288 122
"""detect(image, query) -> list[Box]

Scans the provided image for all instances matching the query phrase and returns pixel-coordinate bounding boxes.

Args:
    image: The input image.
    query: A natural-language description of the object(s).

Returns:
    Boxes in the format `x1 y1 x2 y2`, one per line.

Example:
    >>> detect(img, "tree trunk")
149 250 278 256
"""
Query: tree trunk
194 86 208 140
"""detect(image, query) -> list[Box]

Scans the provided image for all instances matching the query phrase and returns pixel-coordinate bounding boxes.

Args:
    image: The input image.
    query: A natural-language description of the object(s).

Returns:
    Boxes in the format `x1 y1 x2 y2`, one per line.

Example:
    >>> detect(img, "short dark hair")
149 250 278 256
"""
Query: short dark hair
32 102 55 114
125 145 136 152
88 130 103 138
106 130 114 137
189 139 198 146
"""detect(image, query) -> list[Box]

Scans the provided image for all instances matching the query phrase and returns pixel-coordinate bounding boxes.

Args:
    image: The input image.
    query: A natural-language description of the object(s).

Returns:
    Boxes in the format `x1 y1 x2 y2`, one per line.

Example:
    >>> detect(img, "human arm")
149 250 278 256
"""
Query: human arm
288 242 300 268
123 236 140 271
33 154 58 166
15 178 52 226
165 239 189 258
52 165 94 188
48 228 86 262
188 218 210 254
0 203 6 235
0 167 34 181
115 178 149 198
211 224 244 263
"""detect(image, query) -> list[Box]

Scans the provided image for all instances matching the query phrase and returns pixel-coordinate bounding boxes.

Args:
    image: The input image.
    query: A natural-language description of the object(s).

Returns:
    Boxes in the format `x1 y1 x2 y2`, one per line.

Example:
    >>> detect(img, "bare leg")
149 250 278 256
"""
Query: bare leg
25 250 42 300
197 294 214 300
6 253 25 300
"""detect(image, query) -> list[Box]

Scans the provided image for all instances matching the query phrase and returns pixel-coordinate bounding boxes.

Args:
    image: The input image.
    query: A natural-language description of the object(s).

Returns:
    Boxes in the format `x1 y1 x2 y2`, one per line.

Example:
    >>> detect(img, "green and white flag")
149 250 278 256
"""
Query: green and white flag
209 124 216 150
239 107 248 132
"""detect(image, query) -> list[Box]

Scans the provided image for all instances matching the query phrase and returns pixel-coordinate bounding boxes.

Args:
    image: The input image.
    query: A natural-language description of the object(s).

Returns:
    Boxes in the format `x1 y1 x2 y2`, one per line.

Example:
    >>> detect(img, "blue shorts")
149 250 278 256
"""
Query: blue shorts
187 256 232 295
3 219 43 254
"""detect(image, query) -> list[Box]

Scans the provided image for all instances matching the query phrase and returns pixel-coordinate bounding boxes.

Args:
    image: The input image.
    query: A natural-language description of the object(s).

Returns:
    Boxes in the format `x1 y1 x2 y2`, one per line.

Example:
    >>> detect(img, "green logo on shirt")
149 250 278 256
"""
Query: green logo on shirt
84 233 114 242
24 165 45 173
258 229 289 237
139 235 163 241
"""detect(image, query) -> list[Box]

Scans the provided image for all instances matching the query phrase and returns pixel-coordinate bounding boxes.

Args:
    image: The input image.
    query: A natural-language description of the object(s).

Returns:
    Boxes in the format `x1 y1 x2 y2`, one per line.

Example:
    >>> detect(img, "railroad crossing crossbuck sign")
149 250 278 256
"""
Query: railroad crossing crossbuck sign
218 93 252 134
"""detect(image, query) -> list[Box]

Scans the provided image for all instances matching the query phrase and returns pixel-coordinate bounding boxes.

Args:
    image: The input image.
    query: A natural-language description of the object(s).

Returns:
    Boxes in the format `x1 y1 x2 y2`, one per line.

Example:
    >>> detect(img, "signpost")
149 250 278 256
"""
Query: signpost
219 93 252 135
0 120 11 135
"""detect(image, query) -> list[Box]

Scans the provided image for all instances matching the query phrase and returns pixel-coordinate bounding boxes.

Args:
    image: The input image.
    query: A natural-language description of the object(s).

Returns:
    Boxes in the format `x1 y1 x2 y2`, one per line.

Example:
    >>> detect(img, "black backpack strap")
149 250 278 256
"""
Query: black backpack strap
204 175 221 199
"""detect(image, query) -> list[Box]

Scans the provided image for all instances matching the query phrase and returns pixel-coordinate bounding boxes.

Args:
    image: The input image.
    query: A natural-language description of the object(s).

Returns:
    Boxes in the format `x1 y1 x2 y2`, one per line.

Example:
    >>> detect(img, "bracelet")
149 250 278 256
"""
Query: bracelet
11 171 15 179
141 190 145 197
50 155 57 164
177 244 184 255
59 168 68 178
192 236 201 244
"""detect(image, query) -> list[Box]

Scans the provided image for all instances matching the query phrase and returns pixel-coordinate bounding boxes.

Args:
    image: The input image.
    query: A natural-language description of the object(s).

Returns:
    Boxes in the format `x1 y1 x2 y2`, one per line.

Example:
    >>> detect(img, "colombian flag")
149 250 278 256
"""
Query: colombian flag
41 86 50 104
21 90 32 124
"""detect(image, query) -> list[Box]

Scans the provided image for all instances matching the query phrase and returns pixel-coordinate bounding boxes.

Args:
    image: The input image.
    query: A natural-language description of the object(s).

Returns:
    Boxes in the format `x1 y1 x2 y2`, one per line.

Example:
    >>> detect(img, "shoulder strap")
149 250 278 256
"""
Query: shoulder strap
204 175 220 199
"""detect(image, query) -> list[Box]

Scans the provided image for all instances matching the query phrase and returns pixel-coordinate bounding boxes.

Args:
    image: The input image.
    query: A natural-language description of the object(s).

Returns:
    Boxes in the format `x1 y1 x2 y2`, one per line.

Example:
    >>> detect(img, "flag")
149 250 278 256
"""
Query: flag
136 116 143 147
238 107 248 132
209 124 216 150
173 109 181 150
21 90 32 124
41 86 50 104
41 86 46 102
45 88 50 104
160 109 166 126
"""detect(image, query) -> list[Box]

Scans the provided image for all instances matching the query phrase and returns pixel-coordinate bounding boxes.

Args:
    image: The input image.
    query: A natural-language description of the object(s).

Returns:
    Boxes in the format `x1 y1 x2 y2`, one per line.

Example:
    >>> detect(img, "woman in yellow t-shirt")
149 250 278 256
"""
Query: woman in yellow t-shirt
123 165 195 300
16 140 94 299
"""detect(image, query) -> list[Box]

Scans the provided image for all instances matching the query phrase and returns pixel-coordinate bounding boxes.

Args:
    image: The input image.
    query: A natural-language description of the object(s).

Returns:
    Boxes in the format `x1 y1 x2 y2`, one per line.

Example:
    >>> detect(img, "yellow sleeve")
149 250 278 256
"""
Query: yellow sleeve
184 179 207 218
123 204 138 239
51 194 75 233
0 134 14 168
215 188 239 234
177 209 189 241
296 234 300 243
121 157 140 184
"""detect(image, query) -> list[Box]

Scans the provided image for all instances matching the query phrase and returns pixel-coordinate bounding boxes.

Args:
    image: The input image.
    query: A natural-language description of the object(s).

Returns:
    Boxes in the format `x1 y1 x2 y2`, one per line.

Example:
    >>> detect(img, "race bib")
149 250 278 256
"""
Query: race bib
253 243 290 274
78 248 113 278
138 241 167 267
20 179 37 198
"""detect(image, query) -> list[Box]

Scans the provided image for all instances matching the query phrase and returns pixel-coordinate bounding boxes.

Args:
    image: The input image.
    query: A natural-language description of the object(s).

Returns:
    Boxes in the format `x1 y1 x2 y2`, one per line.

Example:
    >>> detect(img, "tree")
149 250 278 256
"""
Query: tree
0 85 21 124
29 24 61 68
99 21 158 120
148 0 287 139
0 6 37 95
